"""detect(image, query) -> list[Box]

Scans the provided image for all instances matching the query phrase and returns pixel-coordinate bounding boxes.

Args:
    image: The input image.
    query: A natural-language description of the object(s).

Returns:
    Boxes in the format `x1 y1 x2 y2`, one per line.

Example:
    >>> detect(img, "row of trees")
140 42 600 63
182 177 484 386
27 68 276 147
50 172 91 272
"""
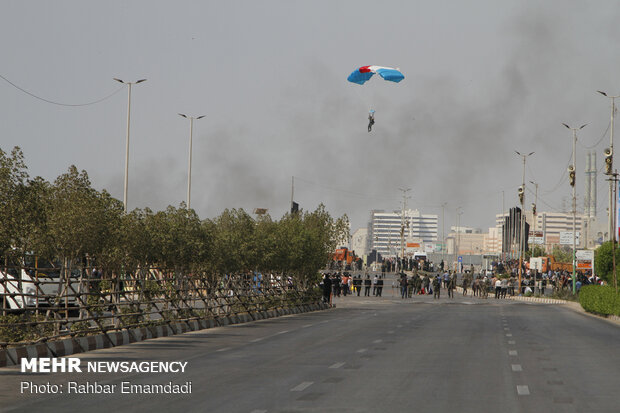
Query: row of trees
0 146 349 285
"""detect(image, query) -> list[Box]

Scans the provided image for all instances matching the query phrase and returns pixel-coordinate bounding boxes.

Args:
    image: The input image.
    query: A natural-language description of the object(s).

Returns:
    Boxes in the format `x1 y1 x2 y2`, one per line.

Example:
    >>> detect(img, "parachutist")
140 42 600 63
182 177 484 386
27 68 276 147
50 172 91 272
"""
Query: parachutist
368 110 375 132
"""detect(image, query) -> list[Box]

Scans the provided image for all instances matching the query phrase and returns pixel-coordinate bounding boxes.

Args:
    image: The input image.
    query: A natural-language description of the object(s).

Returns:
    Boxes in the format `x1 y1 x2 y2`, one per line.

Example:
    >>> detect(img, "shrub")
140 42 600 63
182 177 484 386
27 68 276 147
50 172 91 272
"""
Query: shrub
579 285 620 316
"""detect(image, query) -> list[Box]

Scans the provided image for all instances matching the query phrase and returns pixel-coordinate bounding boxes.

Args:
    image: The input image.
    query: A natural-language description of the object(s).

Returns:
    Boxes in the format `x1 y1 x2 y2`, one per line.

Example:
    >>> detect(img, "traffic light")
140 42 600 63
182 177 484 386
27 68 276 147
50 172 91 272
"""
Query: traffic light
604 147 613 174
518 185 524 204
532 203 536 215
568 165 575 187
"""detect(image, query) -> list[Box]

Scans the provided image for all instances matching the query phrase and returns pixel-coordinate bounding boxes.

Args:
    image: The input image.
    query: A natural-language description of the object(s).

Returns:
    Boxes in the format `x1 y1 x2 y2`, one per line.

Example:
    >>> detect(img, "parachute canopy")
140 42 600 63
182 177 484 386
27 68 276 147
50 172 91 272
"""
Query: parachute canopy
347 66 404 85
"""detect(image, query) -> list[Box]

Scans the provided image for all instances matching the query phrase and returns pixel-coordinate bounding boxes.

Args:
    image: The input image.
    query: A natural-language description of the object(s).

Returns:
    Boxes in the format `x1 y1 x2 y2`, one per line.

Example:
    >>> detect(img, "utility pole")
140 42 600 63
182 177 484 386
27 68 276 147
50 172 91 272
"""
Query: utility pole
441 202 447 266
607 171 619 292
398 187 412 265
515 151 534 294
598 91 618 241
563 123 587 294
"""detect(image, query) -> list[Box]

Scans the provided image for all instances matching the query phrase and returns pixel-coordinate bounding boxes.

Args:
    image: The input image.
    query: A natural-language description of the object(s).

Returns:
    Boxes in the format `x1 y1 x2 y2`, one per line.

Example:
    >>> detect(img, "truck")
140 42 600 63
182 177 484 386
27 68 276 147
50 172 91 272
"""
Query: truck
1 257 81 312
332 248 360 270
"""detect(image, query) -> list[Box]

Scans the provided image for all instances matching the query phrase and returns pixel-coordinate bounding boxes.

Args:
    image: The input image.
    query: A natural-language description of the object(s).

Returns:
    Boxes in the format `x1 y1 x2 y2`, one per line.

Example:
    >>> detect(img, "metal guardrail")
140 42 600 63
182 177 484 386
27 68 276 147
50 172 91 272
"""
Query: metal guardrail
0 267 321 347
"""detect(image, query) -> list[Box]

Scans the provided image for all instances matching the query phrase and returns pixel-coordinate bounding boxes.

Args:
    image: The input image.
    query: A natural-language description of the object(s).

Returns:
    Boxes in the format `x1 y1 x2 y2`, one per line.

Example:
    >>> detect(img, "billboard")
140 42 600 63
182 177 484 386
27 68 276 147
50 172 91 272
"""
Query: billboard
559 231 581 245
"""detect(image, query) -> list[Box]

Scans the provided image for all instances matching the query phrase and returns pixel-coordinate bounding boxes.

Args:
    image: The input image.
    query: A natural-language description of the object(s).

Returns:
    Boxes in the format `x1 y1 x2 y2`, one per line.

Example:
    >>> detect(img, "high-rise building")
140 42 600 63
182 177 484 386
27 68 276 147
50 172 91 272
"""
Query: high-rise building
367 209 438 256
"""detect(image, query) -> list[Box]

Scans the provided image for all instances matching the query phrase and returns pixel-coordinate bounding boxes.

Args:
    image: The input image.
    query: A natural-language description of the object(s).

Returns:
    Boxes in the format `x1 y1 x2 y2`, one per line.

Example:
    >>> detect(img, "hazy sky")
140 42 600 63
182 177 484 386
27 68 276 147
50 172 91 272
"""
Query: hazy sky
1 1 620 233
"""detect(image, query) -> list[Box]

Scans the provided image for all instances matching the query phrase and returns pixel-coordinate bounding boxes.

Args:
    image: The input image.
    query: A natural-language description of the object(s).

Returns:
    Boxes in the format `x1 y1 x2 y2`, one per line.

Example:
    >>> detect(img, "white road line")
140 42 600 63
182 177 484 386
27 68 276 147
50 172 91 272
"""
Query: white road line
511 364 522 371
508 340 516 345
357 348 368 353
506 333 513 337
388 330 395 334
291 381 313 392
250 338 264 343
329 362 345 369
276 330 289 335
509 350 518 356
517 385 530 395
302 324 313 328
504 327 509 331
216 347 232 352
373 339 383 344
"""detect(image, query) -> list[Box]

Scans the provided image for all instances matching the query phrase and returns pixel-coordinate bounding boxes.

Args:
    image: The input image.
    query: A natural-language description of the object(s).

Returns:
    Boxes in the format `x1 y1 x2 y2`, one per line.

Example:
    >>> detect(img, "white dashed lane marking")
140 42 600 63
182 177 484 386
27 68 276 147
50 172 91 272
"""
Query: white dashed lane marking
251 410 267 413
357 348 368 353
506 334 513 337
517 385 530 395
250 338 264 343
216 347 232 352
291 382 313 392
373 339 383 344
509 350 518 356
508 340 516 345
512 364 523 371
329 362 345 369
388 330 395 334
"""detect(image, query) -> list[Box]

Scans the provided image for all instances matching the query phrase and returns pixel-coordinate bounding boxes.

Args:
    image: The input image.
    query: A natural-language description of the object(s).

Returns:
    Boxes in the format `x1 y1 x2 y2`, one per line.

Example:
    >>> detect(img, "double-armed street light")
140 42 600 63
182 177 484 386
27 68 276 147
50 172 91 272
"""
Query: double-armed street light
178 114 206 210
562 123 587 294
113 78 147 213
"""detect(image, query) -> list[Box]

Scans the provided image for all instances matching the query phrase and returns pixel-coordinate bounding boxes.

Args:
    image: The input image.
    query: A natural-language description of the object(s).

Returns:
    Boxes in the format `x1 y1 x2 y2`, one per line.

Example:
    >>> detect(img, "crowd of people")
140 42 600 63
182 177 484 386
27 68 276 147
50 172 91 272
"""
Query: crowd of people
321 257 607 304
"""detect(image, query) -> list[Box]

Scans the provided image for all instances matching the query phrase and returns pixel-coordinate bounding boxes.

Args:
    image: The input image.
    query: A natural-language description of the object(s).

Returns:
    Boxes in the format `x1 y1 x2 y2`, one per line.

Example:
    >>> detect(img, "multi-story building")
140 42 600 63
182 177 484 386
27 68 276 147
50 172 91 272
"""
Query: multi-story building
367 209 438 256
495 210 587 251
350 228 368 256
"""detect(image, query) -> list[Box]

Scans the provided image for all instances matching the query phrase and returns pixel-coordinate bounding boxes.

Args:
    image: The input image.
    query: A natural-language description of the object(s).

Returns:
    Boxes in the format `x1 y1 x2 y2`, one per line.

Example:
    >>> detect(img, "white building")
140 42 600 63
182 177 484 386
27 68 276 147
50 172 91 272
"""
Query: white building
350 228 368 256
367 209 438 256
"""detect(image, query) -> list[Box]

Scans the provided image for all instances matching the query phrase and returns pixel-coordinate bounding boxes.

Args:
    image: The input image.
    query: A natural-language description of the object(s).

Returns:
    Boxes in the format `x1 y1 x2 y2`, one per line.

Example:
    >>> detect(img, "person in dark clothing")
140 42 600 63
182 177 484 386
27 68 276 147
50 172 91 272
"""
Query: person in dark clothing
364 274 372 296
376 278 383 296
322 274 332 304
368 110 375 132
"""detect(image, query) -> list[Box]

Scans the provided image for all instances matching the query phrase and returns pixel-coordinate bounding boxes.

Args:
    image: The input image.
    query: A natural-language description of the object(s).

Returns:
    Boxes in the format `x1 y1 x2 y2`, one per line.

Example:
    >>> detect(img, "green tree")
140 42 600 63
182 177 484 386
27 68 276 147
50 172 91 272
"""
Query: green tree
0 146 28 257
594 241 620 286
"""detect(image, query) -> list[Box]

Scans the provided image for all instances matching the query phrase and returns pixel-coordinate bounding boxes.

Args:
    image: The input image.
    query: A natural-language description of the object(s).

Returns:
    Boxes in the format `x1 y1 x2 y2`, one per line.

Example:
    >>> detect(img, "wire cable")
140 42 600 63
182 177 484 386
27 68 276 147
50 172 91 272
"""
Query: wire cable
577 120 610 150
0 73 123 106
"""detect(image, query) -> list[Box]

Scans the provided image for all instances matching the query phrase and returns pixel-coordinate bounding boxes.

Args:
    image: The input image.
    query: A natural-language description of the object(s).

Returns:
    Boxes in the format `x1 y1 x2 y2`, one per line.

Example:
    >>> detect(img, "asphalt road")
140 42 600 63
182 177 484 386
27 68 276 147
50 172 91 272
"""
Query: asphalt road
1 287 619 413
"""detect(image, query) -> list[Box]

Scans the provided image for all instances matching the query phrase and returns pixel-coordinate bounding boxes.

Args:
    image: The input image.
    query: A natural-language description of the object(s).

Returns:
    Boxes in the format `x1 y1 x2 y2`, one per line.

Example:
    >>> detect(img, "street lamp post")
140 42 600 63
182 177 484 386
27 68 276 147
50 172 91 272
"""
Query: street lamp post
113 78 147 213
456 206 463 273
598 91 618 242
515 151 534 294
178 114 206 210
563 123 587 294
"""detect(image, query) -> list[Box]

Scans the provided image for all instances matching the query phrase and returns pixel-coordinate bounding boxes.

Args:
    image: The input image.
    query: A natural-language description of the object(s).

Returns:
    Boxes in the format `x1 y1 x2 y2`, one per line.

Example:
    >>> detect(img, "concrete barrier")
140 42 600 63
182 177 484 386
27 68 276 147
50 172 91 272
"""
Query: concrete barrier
0 302 330 368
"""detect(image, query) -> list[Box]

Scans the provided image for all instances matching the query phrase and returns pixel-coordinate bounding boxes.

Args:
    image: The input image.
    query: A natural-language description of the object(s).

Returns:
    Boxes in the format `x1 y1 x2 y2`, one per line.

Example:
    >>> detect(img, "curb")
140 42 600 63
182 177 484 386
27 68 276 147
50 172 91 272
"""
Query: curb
0 302 330 368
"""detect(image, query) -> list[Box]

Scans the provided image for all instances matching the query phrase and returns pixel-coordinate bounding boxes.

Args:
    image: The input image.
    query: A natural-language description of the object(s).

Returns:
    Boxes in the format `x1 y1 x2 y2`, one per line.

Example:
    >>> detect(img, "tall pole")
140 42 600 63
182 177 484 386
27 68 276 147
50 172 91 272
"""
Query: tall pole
598 91 618 241
398 187 411 264
124 83 132 213
179 114 205 210
114 78 147 213
515 151 534 294
291 176 294 212
563 123 587 294
441 202 447 266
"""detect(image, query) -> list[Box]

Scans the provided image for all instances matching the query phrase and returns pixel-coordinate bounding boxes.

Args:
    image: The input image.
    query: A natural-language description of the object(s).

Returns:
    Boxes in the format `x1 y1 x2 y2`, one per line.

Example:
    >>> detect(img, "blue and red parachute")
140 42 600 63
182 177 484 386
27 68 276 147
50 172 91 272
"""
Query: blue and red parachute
347 65 404 85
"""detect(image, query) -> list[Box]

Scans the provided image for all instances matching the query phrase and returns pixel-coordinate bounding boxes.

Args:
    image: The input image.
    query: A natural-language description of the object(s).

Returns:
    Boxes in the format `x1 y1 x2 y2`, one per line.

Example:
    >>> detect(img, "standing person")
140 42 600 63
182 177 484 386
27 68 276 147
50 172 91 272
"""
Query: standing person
500 277 508 299
433 275 441 299
372 274 379 296
355 275 362 296
495 278 502 299
322 273 332 304
364 274 372 296
443 271 450 289
448 272 456 298
376 277 384 296
423 275 430 295
462 274 470 296
400 275 408 299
